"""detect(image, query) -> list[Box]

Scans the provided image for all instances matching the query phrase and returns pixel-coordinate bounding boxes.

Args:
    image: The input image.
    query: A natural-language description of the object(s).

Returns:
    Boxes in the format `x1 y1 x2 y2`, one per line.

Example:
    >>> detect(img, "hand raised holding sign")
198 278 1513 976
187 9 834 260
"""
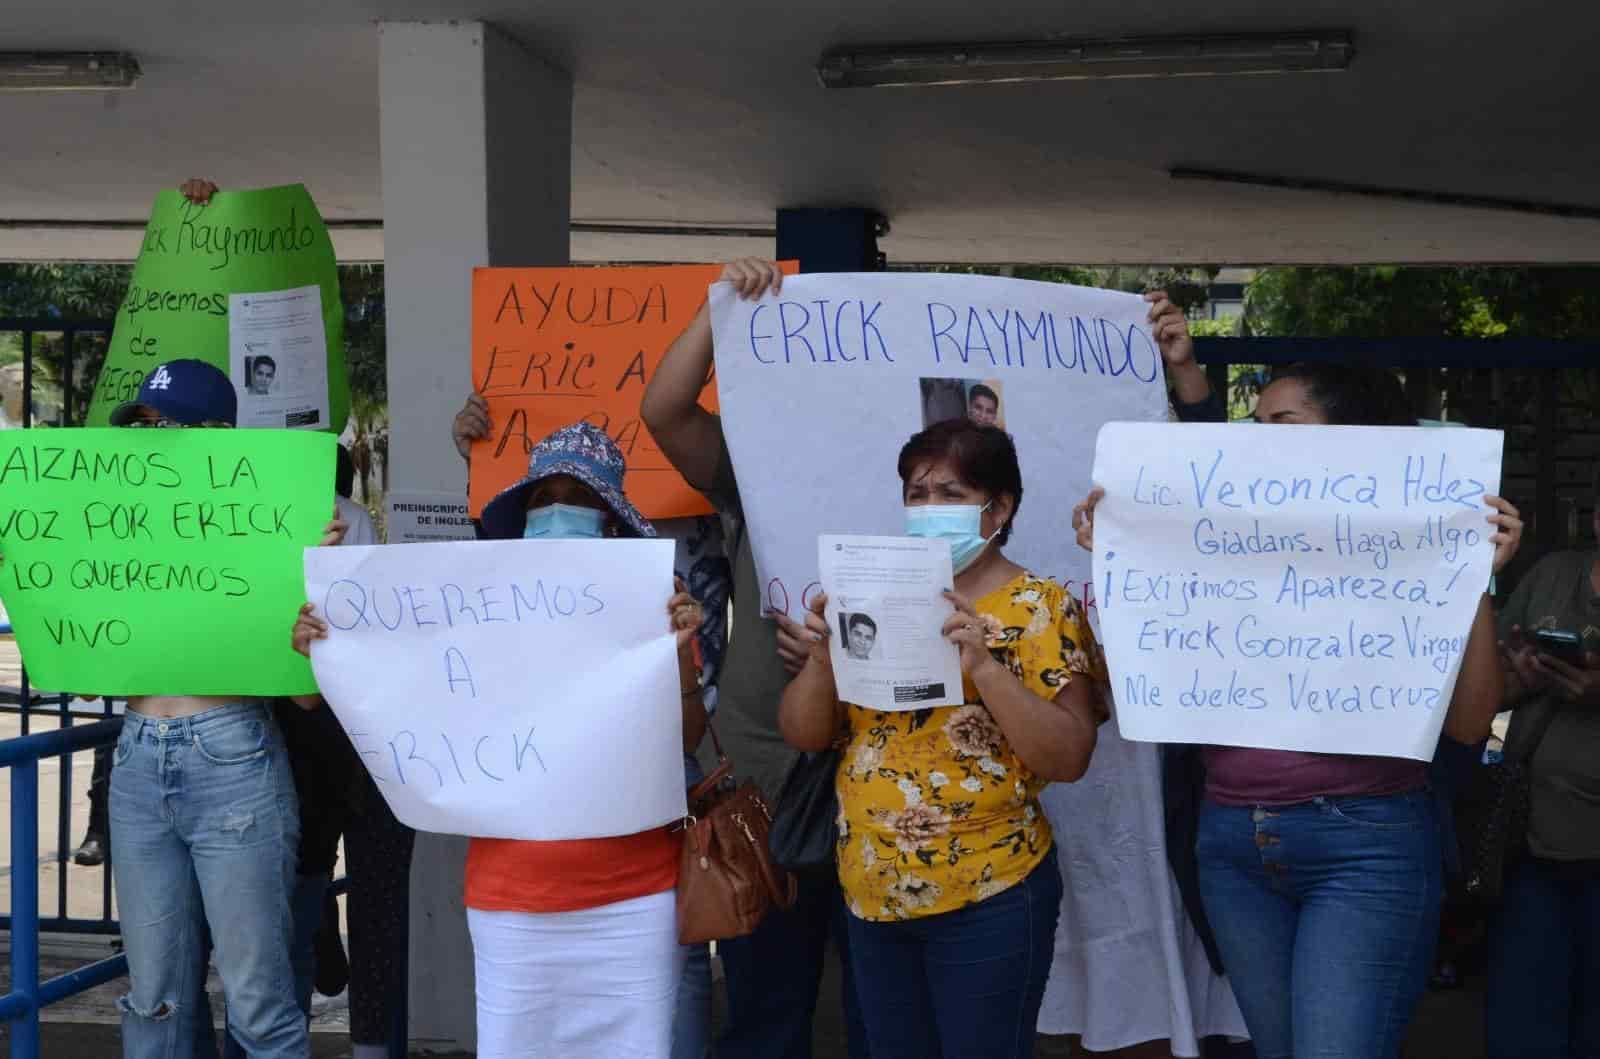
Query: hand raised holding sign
453 391 491 461
942 589 1001 678
720 258 785 300
1071 487 1104 553
179 178 219 205
290 602 328 659
321 507 348 548
1484 494 1523 573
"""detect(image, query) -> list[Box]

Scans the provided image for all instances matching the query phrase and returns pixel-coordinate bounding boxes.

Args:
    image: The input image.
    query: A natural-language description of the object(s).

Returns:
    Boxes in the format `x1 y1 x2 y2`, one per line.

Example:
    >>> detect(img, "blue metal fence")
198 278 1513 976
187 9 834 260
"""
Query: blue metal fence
0 718 128 1059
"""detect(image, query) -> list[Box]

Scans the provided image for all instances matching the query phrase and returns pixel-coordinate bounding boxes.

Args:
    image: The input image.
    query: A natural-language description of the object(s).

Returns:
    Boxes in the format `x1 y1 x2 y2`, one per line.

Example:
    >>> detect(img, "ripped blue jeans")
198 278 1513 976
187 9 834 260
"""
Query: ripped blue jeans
110 703 306 1059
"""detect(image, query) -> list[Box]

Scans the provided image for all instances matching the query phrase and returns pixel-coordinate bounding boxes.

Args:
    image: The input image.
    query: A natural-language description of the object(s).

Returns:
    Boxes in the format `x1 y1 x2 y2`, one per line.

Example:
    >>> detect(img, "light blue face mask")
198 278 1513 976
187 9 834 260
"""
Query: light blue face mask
523 503 607 540
904 502 995 574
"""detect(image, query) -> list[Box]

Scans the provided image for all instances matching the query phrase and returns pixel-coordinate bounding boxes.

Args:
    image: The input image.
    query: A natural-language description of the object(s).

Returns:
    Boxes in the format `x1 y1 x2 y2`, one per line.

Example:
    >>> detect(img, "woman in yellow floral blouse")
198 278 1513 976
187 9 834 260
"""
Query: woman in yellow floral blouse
780 418 1106 1059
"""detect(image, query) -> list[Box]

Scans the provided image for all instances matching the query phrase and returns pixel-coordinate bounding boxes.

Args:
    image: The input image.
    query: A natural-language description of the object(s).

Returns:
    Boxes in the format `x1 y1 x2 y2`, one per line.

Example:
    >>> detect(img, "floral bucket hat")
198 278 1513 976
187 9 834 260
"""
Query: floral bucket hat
478 421 656 541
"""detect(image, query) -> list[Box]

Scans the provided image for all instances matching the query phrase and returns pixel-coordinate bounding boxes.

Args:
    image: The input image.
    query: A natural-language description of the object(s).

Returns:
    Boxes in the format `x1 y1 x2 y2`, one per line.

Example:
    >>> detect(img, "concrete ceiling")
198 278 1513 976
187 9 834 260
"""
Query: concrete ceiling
4 0 1599 264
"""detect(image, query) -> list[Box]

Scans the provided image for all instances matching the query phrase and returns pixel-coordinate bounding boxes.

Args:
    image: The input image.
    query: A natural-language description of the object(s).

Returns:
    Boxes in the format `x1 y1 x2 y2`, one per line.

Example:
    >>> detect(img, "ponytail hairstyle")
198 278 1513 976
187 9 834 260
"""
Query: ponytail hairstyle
1265 363 1413 427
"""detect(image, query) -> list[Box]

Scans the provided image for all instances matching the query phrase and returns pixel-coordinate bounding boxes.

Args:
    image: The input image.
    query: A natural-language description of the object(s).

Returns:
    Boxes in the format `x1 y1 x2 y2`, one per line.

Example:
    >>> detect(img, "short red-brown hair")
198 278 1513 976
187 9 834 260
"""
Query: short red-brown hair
897 419 1024 545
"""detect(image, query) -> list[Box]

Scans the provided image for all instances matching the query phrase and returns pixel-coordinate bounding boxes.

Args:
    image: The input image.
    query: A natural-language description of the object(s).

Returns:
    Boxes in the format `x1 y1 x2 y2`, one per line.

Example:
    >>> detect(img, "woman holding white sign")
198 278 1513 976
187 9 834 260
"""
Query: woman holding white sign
295 422 706 1059
1073 363 1523 1059
779 418 1107 1059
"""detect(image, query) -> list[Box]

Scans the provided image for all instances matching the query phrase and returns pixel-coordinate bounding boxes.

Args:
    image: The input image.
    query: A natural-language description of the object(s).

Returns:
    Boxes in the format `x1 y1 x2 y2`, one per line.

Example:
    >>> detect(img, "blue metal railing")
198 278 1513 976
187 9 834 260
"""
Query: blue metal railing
0 624 403 1058
0 718 128 1059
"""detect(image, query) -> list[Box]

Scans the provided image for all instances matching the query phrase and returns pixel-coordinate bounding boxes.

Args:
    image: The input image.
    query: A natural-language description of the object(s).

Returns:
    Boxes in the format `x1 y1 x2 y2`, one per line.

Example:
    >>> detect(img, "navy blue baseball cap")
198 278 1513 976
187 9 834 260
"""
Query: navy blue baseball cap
109 359 238 427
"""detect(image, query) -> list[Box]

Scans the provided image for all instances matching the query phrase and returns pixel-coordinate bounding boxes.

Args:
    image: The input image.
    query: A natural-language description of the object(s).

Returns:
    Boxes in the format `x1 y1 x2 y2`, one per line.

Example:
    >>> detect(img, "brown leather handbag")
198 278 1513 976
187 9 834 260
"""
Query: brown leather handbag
676 725 797 944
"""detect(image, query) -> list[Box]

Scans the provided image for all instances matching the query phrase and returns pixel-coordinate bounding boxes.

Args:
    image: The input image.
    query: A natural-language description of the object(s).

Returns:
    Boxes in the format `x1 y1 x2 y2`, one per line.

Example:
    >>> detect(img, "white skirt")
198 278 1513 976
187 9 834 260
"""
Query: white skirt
1038 722 1249 1057
468 889 684 1059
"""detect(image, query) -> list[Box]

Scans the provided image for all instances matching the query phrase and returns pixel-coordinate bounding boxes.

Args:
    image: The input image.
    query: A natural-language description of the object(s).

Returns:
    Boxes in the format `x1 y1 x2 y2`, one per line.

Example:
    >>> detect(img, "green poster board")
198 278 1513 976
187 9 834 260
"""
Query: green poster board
85 185 348 433
0 428 335 696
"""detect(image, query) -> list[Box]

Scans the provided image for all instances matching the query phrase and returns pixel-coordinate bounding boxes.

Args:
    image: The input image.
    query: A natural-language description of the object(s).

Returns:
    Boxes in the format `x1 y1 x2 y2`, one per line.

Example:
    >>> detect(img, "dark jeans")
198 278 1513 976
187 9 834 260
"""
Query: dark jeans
844 847 1062 1059
86 741 115 838
1486 856 1600 1059
1197 791 1441 1059
716 868 869 1059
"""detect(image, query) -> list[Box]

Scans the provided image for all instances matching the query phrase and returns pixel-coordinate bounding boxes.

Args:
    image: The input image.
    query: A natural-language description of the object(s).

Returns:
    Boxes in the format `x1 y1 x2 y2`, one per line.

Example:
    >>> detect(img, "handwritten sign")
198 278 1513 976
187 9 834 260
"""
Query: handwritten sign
303 538 687 840
86 185 347 433
0 428 334 695
1092 422 1503 760
710 272 1169 619
469 264 797 520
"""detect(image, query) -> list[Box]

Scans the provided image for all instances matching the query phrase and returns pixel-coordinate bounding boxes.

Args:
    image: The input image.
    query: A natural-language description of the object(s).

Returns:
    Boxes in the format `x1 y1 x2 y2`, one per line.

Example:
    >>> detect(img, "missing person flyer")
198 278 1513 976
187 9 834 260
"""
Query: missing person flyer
818 534 963 711
229 285 330 429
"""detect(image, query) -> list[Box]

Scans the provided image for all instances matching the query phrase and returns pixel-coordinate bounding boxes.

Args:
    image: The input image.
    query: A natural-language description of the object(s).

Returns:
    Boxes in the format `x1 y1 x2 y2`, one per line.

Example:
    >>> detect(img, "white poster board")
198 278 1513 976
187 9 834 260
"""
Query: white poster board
1091 422 1503 760
710 273 1169 619
303 538 686 840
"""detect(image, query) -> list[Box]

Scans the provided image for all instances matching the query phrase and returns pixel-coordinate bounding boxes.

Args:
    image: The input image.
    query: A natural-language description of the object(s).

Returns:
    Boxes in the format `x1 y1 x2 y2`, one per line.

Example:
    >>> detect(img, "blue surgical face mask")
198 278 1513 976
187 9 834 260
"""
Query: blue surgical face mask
904 502 995 574
523 503 607 540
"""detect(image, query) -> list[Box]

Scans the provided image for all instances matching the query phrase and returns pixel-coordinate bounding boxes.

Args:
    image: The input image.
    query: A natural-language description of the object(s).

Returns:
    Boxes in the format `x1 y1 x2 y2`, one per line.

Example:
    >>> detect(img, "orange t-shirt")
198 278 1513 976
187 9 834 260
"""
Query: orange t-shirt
464 828 681 915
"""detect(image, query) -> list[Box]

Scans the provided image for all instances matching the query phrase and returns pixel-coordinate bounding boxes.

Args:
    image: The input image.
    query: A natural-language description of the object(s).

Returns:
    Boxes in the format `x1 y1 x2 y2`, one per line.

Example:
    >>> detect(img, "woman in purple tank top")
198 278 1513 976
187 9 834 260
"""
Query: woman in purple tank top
1074 361 1522 1059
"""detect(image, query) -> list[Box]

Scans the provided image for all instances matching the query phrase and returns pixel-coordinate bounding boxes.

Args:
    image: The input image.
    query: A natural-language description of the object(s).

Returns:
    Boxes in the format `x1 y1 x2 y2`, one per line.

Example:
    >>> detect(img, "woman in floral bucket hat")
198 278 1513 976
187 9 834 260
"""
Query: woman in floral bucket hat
778 417 1108 1059
297 421 706 1059
475 423 707 1058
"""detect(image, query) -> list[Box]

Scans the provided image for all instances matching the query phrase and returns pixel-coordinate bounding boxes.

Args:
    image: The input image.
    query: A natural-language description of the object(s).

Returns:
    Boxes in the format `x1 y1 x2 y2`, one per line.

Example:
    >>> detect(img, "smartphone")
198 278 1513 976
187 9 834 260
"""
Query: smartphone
1532 627 1585 666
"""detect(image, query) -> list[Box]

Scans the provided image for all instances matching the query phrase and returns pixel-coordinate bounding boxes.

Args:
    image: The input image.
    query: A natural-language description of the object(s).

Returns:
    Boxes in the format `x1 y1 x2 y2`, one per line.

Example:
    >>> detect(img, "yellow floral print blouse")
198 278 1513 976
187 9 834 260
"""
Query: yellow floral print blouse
835 573 1105 922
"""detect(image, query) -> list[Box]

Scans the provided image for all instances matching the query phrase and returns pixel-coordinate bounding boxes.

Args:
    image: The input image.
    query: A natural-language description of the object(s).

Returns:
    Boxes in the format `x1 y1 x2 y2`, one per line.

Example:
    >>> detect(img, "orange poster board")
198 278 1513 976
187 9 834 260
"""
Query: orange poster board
469 264 789 520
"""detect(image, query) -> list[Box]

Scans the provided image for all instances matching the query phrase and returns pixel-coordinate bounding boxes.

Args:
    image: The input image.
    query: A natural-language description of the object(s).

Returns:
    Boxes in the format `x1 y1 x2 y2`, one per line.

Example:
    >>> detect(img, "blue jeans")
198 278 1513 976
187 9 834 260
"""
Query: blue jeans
844 847 1062 1059
110 704 306 1059
1485 856 1600 1059
1197 791 1441 1059
215 871 329 1059
717 867 870 1059
672 936 713 1059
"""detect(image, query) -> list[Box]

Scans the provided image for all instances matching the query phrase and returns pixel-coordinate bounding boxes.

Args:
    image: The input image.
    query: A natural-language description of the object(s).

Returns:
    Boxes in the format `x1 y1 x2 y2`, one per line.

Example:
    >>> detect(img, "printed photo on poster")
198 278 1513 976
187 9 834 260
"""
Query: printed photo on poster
229 285 331 429
919 377 1005 430
840 612 879 661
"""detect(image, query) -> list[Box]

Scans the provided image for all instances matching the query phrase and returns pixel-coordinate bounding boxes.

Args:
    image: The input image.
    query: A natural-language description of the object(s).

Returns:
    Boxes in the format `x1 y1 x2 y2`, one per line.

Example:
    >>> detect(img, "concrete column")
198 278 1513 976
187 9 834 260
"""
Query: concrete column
378 20 571 1050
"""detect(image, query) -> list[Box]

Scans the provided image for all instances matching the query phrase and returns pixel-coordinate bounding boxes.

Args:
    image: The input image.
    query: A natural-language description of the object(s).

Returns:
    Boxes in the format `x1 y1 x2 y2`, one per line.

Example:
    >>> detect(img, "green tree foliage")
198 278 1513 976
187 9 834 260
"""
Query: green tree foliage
0 264 130 422
1244 266 1507 339
1241 265 1600 419
339 264 388 499
1 263 391 447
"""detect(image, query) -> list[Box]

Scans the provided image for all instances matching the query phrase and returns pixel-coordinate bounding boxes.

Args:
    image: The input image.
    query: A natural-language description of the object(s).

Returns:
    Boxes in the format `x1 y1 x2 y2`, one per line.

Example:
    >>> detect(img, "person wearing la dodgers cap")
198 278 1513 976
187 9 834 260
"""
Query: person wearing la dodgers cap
108 357 239 427
79 347 346 1058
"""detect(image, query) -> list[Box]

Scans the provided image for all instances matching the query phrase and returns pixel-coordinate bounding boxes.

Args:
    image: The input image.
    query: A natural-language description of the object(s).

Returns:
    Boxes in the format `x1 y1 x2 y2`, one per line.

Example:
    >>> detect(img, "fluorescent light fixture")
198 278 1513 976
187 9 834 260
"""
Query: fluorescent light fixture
0 52 142 91
818 33 1352 88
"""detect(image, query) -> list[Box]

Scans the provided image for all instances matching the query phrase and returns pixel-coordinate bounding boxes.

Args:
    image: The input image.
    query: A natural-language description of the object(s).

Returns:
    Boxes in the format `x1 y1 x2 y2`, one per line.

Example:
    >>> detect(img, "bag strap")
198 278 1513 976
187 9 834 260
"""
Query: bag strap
741 791 799 910
684 720 733 808
705 719 727 764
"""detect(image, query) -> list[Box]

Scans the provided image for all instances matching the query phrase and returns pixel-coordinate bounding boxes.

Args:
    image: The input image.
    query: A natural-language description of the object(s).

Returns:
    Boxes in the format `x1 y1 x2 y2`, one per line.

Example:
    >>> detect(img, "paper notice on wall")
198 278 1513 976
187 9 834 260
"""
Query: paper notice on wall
303 538 686 840
1091 421 1503 760
386 492 476 544
229 285 330 429
820 534 963 710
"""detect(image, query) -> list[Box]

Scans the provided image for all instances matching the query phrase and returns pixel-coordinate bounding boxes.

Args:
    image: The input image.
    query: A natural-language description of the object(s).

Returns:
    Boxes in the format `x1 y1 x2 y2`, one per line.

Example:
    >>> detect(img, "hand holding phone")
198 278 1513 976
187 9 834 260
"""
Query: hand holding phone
1532 627 1586 667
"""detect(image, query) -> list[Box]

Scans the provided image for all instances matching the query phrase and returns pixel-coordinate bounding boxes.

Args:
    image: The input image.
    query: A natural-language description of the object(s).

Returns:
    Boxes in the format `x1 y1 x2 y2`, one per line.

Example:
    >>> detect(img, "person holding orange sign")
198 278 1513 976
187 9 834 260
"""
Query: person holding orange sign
641 259 872 1059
